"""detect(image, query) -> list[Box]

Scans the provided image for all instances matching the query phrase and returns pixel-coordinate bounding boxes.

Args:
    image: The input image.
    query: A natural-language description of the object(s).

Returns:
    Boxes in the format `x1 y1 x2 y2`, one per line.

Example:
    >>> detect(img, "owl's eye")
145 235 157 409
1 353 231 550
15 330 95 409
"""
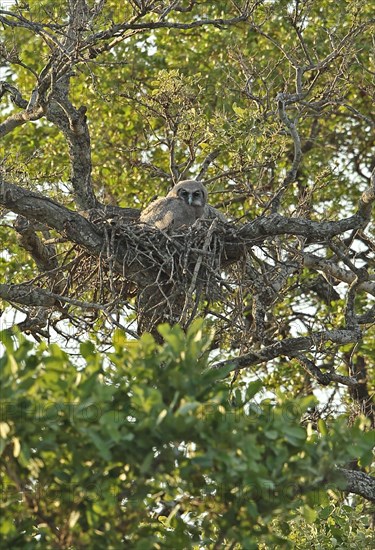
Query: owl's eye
180 190 189 197
193 191 201 197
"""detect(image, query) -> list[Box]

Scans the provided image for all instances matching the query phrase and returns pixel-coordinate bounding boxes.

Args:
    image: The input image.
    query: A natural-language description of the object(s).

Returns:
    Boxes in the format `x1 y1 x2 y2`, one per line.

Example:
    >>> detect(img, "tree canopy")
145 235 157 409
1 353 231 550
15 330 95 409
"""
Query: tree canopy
0 1 374 548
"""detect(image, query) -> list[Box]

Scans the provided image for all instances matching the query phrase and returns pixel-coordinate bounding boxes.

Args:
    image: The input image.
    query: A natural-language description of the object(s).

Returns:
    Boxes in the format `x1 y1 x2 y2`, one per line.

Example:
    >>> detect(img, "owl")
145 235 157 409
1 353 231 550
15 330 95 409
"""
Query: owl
139 180 208 230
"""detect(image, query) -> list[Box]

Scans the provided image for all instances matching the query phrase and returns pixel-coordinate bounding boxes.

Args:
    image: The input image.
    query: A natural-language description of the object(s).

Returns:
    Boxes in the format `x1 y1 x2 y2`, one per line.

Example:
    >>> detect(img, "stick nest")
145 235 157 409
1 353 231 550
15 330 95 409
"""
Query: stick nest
28 214 244 340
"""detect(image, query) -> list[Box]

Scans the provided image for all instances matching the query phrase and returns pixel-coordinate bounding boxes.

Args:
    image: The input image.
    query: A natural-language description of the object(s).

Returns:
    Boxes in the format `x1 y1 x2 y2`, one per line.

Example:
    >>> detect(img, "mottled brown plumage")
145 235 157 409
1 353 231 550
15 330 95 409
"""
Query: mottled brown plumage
139 180 208 230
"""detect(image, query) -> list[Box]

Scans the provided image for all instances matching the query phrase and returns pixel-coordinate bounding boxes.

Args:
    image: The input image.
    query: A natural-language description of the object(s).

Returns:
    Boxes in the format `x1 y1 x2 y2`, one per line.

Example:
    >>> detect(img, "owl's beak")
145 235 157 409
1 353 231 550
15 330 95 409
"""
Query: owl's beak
187 195 193 205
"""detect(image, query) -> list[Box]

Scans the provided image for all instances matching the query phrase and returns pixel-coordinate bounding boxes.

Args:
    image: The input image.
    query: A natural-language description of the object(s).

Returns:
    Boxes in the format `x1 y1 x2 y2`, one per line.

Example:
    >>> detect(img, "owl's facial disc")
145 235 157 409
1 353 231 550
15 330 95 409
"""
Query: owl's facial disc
178 187 204 207
191 190 203 206
178 189 191 203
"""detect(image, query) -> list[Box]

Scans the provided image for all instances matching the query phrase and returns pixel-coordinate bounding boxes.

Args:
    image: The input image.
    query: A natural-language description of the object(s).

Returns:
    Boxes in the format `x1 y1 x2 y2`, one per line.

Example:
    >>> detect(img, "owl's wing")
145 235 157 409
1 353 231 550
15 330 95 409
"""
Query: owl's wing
204 204 228 223
139 197 176 230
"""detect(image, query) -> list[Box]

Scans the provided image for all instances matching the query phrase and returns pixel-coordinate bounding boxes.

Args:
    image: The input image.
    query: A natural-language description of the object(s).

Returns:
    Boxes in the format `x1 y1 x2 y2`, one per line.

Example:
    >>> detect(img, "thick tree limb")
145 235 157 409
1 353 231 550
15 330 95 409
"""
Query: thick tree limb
45 1 98 210
0 283 117 311
0 180 103 253
236 172 374 250
357 305 375 325
338 468 375 502
213 329 362 376
0 80 99 210
0 284 61 308
303 253 375 296
236 213 365 248
47 100 97 210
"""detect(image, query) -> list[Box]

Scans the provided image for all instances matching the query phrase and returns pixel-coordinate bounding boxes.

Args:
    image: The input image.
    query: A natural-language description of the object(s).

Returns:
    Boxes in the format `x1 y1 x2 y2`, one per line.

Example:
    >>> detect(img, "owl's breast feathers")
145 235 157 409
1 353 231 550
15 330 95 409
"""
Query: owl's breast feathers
140 197 183 230
140 180 208 230
191 202 205 220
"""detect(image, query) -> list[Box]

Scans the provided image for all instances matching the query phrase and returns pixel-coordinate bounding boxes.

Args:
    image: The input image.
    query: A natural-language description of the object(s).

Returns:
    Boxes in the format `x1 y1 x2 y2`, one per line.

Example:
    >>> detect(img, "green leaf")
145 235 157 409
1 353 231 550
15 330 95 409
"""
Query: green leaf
245 380 263 401
318 419 328 436
80 341 96 358
302 505 318 523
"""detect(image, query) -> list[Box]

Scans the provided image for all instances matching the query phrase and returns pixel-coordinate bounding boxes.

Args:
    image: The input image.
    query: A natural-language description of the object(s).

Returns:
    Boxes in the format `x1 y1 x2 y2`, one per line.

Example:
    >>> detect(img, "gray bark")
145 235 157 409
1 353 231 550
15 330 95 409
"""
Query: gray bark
339 469 375 502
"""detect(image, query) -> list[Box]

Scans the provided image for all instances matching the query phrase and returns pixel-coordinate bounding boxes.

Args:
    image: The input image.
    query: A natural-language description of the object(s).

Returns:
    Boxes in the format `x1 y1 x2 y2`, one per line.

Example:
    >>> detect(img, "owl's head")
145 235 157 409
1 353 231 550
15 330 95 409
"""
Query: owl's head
169 180 207 207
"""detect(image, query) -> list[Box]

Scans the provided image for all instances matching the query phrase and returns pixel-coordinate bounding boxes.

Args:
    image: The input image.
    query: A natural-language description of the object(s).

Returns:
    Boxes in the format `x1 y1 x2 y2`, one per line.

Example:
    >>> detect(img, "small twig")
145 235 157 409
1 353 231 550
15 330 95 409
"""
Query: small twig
180 220 218 324
196 148 221 180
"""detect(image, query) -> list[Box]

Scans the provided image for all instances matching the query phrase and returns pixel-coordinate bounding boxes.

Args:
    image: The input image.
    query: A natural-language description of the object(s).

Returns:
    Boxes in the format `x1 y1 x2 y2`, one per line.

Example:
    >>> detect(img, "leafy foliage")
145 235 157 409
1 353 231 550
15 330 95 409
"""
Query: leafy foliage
1 324 373 548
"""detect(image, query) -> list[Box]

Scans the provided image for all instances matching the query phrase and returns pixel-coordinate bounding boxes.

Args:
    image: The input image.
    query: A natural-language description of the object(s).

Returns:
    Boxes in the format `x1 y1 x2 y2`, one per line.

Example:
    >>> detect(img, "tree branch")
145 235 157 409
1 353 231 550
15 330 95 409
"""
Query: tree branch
213 329 362 377
197 148 221 180
0 282 120 311
0 180 103 253
0 103 45 138
236 212 365 245
0 283 61 308
303 253 375 297
338 468 375 502
14 217 60 274
293 353 359 388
